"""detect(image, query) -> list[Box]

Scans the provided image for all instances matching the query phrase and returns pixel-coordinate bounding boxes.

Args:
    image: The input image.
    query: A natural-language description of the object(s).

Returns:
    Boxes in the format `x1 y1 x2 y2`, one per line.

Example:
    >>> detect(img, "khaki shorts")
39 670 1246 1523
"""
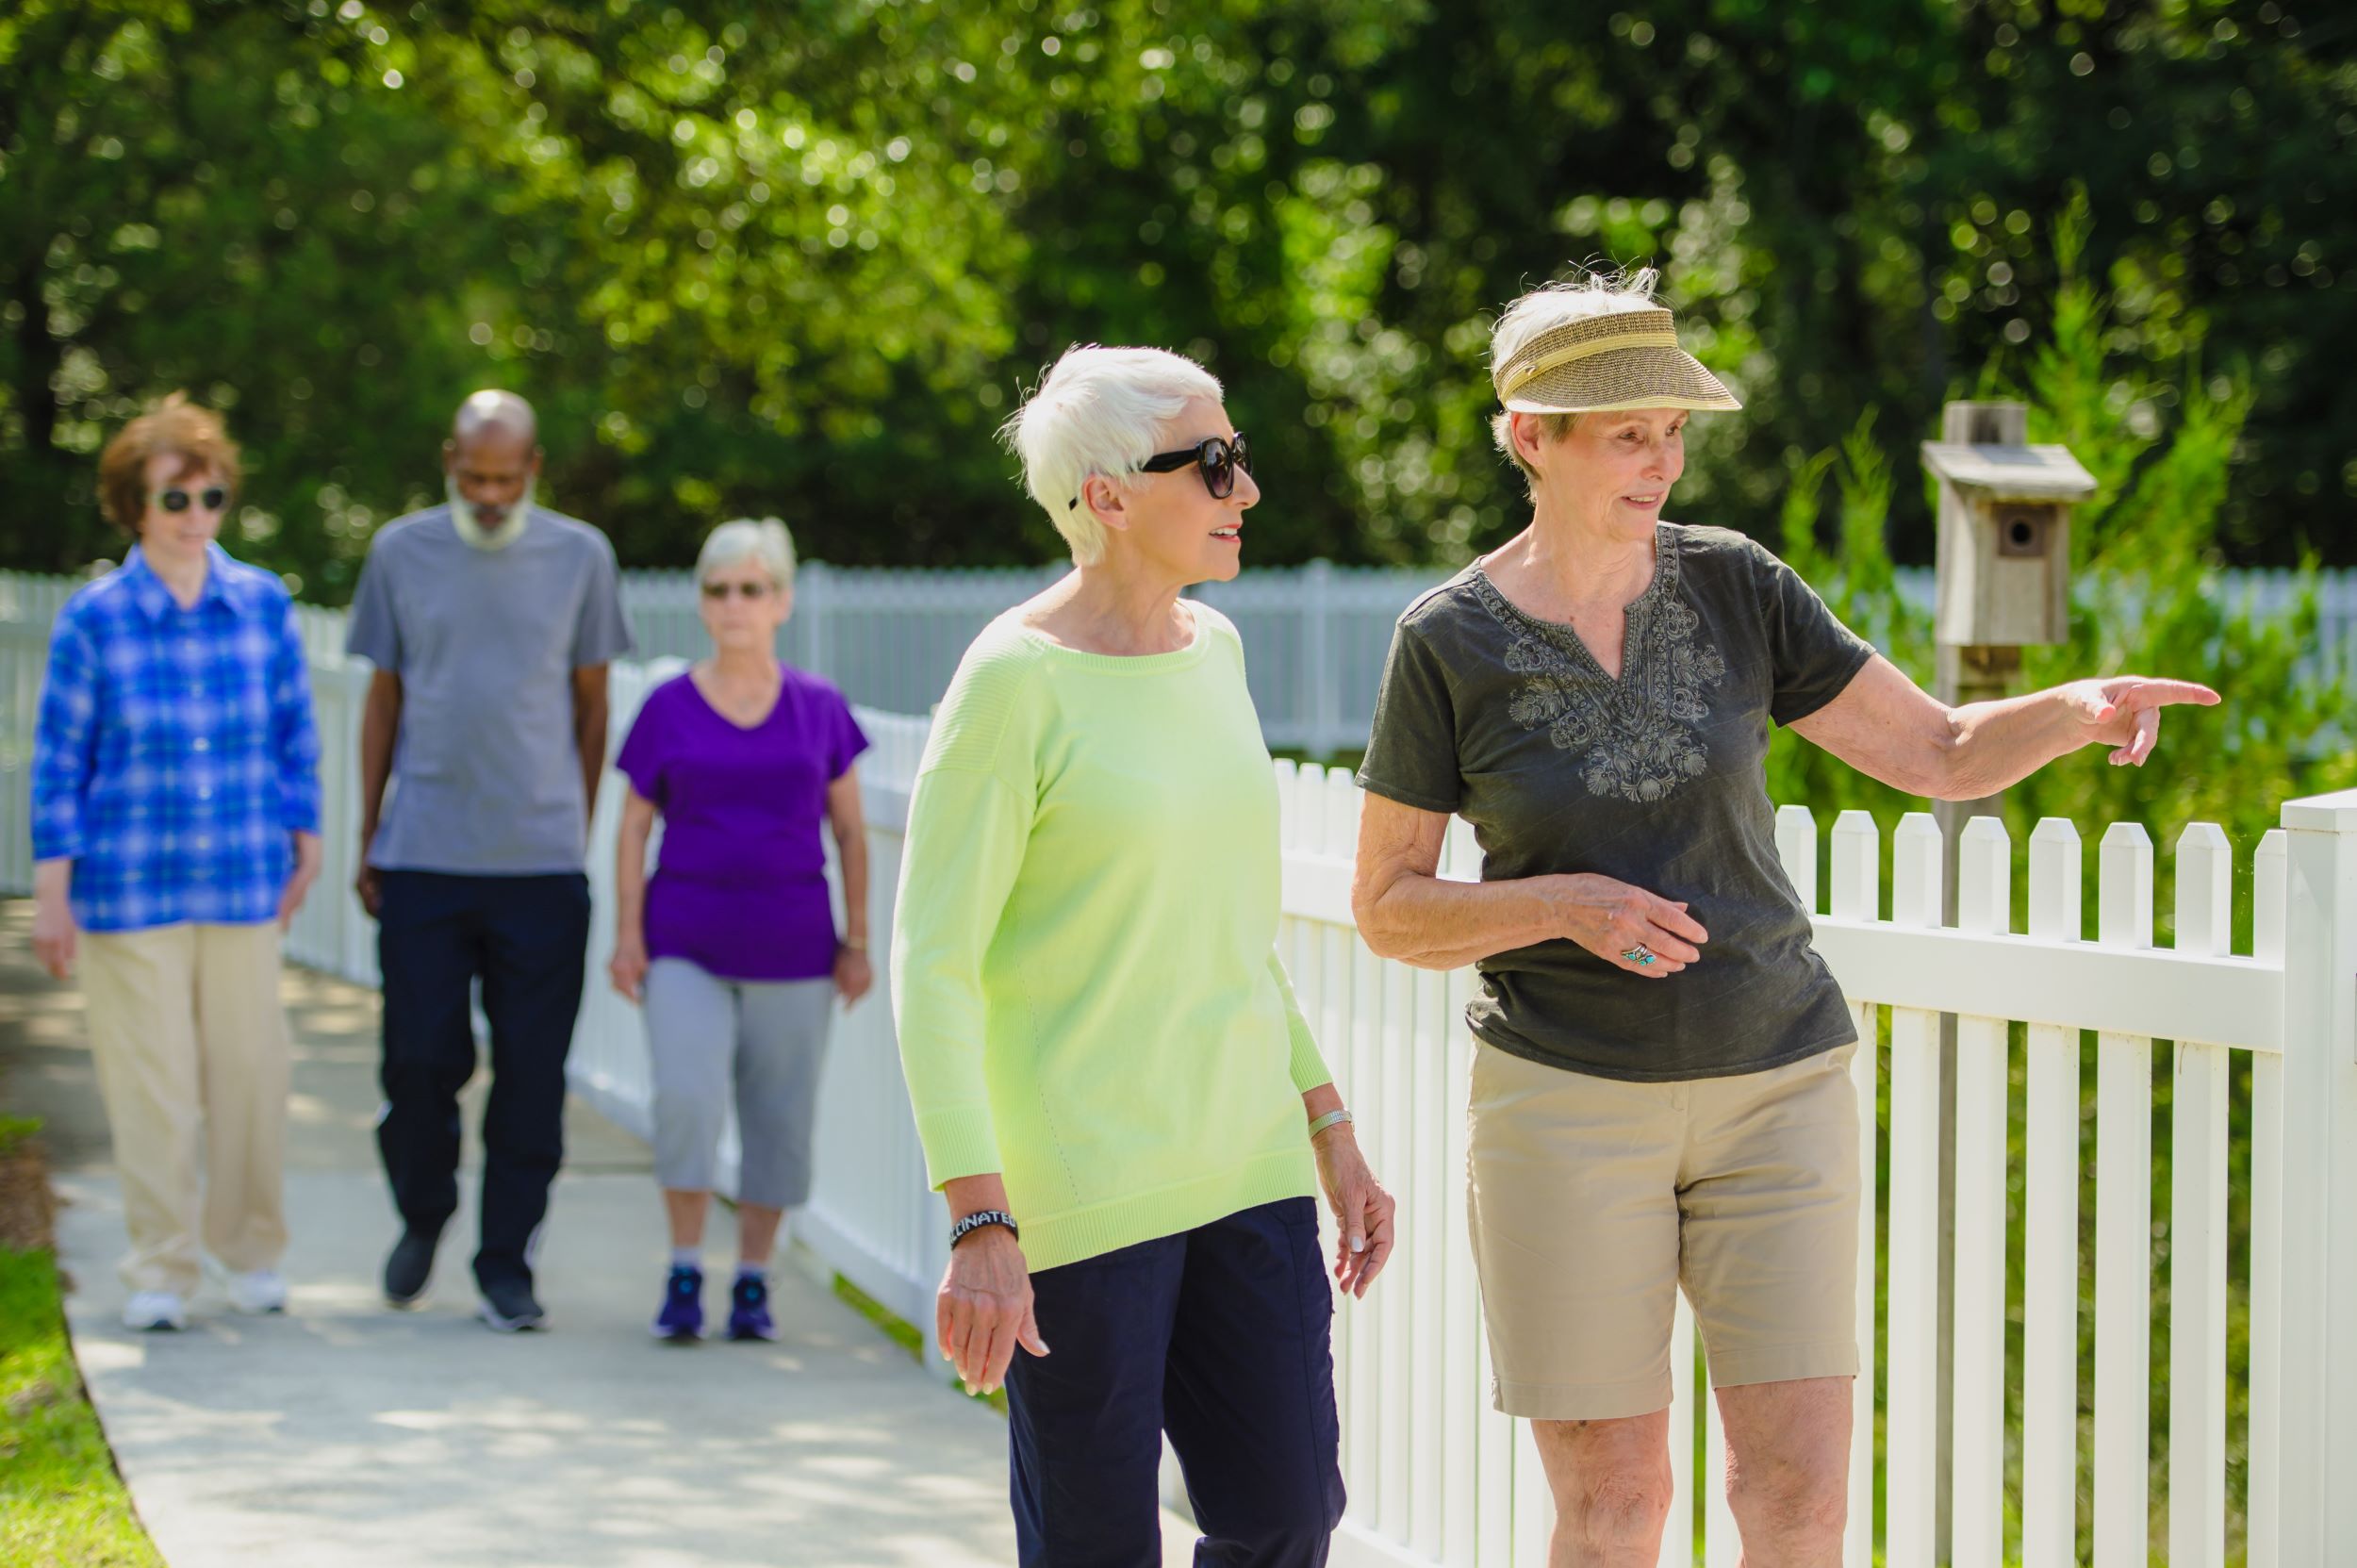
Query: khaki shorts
1467 1041 1861 1421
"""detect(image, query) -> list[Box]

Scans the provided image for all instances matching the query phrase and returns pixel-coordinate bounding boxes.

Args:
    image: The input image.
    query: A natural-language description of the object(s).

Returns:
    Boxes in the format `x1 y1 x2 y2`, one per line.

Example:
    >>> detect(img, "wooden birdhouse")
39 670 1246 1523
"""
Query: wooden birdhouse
1920 402 2096 650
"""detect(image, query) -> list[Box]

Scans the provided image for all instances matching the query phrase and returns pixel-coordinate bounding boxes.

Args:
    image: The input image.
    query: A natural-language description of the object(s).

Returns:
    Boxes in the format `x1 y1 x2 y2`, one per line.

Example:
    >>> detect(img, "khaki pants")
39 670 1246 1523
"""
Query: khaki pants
80 921 291 1296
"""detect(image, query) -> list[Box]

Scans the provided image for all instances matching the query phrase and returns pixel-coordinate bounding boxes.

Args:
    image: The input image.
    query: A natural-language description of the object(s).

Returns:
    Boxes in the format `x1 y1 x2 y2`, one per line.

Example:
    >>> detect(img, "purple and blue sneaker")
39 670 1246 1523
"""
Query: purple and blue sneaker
652 1265 703 1341
726 1272 777 1342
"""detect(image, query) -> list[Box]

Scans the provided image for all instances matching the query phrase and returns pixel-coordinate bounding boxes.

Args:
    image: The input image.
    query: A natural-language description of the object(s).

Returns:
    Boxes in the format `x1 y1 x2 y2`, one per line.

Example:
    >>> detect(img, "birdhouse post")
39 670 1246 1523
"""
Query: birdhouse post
1918 399 2097 1558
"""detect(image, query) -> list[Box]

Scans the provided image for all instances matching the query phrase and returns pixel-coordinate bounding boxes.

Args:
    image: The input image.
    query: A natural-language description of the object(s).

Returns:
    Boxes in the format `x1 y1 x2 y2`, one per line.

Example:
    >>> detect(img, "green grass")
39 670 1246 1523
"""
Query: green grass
830 1272 1007 1415
0 1247 161 1566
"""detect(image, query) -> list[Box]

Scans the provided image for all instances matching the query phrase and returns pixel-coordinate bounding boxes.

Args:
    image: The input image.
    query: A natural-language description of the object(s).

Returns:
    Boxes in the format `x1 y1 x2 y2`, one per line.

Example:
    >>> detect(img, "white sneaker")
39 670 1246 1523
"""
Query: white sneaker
123 1291 187 1331
226 1269 288 1314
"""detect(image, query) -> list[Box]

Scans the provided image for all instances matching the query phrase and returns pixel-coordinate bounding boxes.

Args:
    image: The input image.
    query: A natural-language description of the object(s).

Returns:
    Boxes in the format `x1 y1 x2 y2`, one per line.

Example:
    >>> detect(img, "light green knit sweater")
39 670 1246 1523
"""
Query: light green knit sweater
890 603 1332 1271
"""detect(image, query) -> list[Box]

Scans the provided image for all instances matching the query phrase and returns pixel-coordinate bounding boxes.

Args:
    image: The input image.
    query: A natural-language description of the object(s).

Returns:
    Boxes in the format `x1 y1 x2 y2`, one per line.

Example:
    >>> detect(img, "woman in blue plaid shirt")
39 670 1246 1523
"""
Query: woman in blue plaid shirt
29 394 323 1332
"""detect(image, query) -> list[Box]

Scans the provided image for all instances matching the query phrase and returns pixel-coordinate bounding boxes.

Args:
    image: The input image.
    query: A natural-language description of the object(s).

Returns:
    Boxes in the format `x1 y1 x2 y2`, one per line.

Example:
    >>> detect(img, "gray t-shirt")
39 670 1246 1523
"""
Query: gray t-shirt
1358 522 1874 1081
347 505 634 874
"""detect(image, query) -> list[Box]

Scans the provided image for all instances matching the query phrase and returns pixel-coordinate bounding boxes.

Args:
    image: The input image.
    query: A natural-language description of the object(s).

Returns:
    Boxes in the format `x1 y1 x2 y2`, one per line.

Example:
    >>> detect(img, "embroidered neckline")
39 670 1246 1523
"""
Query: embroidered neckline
1466 526 1727 804
1470 523 1682 684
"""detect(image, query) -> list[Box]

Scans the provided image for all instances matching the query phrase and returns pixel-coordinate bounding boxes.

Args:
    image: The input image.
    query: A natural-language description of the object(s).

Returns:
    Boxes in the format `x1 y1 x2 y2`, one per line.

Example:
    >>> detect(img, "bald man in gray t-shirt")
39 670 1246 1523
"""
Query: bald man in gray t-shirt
345 390 633 1331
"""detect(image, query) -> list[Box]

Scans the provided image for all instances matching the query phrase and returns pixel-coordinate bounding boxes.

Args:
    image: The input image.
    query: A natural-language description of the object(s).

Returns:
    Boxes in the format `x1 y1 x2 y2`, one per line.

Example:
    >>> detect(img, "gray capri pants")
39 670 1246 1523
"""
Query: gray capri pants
642 958 833 1209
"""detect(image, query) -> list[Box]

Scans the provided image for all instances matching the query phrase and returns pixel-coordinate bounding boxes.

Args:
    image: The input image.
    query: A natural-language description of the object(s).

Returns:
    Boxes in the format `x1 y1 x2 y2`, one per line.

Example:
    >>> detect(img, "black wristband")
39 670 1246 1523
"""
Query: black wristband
949 1209 1018 1249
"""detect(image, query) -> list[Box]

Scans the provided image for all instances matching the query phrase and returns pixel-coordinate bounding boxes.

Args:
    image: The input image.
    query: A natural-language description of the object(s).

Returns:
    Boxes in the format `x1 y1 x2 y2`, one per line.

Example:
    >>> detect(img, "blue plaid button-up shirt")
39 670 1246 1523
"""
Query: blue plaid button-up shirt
31 543 322 933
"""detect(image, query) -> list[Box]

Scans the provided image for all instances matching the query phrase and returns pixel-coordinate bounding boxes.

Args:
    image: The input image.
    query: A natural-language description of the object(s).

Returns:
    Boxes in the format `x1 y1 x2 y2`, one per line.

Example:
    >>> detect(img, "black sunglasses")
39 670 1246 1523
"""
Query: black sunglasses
1068 433 1251 510
156 487 229 514
700 580 774 601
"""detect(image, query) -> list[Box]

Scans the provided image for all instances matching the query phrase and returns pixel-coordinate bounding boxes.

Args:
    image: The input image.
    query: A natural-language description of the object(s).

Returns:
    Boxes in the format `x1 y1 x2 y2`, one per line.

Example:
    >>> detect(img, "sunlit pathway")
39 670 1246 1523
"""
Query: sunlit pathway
3 901 1199 1568
53 1169 1025 1568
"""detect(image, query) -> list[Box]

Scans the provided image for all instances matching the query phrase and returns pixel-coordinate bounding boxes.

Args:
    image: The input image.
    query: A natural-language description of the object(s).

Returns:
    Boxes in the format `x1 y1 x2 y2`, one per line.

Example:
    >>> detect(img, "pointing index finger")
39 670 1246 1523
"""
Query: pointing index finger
2131 679 2222 708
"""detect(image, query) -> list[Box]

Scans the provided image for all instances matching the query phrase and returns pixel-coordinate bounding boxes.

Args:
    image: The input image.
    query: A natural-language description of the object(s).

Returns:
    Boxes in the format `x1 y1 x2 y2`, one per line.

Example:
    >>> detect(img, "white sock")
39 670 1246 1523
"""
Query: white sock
735 1263 766 1283
671 1246 701 1271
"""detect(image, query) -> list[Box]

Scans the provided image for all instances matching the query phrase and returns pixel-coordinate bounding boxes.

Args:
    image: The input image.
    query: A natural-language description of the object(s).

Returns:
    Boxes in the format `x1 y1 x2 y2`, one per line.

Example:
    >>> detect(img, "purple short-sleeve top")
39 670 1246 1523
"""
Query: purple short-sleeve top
616 665 870 982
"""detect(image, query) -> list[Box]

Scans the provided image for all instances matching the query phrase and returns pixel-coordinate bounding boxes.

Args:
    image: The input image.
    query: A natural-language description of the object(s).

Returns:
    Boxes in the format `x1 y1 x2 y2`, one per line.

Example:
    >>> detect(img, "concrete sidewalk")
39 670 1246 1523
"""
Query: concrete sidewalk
0 901 1189 1567
52 1170 1021 1568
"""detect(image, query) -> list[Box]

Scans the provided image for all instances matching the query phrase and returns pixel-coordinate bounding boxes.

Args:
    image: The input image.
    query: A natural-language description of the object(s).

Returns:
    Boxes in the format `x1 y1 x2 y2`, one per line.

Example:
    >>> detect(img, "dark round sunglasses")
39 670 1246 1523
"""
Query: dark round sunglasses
1068 433 1250 510
155 487 229 514
699 580 775 601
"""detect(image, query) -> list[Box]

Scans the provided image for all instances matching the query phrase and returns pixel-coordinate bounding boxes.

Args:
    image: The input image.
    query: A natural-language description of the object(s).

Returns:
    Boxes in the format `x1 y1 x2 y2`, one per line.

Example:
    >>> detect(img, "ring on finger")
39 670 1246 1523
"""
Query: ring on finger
1620 944 1657 966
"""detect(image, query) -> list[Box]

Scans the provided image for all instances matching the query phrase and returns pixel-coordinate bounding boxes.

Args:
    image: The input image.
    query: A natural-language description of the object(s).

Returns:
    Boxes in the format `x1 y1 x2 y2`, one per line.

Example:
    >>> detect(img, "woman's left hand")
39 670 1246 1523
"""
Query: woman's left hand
833 944 873 1009
1313 1124 1396 1298
2065 676 2221 766
276 831 323 930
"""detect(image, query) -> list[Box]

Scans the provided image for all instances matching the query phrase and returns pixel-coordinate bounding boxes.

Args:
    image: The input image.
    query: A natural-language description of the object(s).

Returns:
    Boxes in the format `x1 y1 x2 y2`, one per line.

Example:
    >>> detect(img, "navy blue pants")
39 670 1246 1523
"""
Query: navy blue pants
1006 1197 1345 1567
374 870 589 1292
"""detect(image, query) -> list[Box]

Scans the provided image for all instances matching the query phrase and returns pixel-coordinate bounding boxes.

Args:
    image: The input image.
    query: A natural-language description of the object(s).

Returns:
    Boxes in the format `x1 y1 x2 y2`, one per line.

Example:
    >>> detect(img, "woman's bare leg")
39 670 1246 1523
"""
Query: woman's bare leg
1530 1410 1674 1567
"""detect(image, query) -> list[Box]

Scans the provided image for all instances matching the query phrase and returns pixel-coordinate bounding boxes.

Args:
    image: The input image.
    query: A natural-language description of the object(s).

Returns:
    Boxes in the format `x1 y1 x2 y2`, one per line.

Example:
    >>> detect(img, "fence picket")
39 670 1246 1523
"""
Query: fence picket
2095 822 2156 1567
1442 965 1481 1568
1774 803 1818 912
2248 830 2288 1568
1826 809 1879 1568
1820 811 1876 924
1475 1290 1514 1568
2171 825 2233 1568
1952 817 2011 1568
1377 956 1414 1545
1409 966 1448 1560
2022 818 2085 1568
1886 813 1943 1568
1308 770 1375 1523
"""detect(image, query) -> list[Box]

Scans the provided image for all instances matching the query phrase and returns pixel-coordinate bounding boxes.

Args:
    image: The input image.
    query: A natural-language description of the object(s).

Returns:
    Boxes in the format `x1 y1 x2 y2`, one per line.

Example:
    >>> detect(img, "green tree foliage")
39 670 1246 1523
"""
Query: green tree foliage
2 1 2351 594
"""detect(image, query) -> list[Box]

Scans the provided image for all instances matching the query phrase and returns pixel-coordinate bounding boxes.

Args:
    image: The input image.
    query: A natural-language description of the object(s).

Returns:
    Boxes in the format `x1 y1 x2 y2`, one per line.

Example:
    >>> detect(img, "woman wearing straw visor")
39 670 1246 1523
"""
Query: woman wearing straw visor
608 518 872 1343
1350 268 2218 1565
893 344 1394 1565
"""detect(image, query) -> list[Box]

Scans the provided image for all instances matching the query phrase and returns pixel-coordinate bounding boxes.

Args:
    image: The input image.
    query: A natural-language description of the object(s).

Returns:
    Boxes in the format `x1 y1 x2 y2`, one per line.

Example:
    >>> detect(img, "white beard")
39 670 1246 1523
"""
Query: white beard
448 476 535 551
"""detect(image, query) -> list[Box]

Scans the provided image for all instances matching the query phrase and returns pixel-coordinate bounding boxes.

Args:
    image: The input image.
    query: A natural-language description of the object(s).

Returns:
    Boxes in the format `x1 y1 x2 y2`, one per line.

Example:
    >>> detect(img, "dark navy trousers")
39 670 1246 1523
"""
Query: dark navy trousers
1006 1197 1345 1567
374 870 589 1292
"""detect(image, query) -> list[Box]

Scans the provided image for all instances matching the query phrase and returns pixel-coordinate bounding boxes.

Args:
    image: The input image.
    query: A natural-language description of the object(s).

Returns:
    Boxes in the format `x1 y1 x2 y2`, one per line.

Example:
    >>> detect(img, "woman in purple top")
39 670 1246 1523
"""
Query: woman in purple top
608 518 871 1342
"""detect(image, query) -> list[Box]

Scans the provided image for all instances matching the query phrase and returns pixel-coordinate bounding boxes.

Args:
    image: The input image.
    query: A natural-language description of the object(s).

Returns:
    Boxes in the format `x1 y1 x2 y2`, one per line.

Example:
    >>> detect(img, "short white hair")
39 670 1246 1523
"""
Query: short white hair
1489 265 1661 490
999 345 1224 566
697 516 797 591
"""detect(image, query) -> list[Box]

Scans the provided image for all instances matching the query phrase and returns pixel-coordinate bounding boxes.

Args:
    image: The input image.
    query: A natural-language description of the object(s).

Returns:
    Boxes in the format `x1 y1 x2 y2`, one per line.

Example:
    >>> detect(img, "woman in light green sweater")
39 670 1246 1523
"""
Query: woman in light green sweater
892 345 1394 1564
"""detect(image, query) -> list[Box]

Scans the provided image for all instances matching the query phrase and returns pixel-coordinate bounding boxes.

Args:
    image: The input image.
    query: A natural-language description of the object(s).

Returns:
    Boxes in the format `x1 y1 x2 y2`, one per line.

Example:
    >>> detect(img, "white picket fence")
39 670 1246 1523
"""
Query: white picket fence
8 572 2357 1562
1271 767 2347 1568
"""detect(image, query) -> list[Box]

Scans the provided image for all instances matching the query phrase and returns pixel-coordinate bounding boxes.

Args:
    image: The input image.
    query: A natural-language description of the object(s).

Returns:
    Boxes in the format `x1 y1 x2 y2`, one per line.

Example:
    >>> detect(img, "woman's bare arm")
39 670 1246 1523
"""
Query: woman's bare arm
1789 654 2222 801
1350 792 1708 978
606 789 657 1000
825 767 870 949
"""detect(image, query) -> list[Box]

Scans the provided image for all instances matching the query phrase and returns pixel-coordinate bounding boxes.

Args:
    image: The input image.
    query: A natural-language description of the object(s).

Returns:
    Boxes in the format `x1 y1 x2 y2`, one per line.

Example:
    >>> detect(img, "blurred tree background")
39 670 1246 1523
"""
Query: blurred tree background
3 0 2353 601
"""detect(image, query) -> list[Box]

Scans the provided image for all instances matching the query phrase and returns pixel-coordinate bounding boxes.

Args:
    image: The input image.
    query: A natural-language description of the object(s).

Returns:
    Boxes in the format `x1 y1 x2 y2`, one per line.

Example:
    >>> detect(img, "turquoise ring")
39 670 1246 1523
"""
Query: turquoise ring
1621 945 1657 966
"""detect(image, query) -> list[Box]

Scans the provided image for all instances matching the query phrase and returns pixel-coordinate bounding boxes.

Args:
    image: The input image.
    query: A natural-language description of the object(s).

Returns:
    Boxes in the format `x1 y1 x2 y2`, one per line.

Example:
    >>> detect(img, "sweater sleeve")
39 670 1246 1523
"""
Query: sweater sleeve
889 634 1044 1190
1267 948 1333 1095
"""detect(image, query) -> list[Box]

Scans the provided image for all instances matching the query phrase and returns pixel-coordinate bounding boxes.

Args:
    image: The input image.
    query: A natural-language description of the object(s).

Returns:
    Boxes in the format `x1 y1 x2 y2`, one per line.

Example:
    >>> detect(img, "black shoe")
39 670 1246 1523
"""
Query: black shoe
384 1230 438 1308
478 1277 546 1333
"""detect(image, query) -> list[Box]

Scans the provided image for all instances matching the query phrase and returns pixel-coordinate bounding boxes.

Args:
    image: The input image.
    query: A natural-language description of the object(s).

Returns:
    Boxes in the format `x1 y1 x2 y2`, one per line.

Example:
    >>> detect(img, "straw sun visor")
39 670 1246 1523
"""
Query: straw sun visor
1492 306 1741 415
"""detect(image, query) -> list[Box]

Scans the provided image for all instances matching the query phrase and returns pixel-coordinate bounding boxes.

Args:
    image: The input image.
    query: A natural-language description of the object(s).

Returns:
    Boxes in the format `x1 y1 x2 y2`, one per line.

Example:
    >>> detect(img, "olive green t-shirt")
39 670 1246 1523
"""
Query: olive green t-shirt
1357 522 1874 1081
